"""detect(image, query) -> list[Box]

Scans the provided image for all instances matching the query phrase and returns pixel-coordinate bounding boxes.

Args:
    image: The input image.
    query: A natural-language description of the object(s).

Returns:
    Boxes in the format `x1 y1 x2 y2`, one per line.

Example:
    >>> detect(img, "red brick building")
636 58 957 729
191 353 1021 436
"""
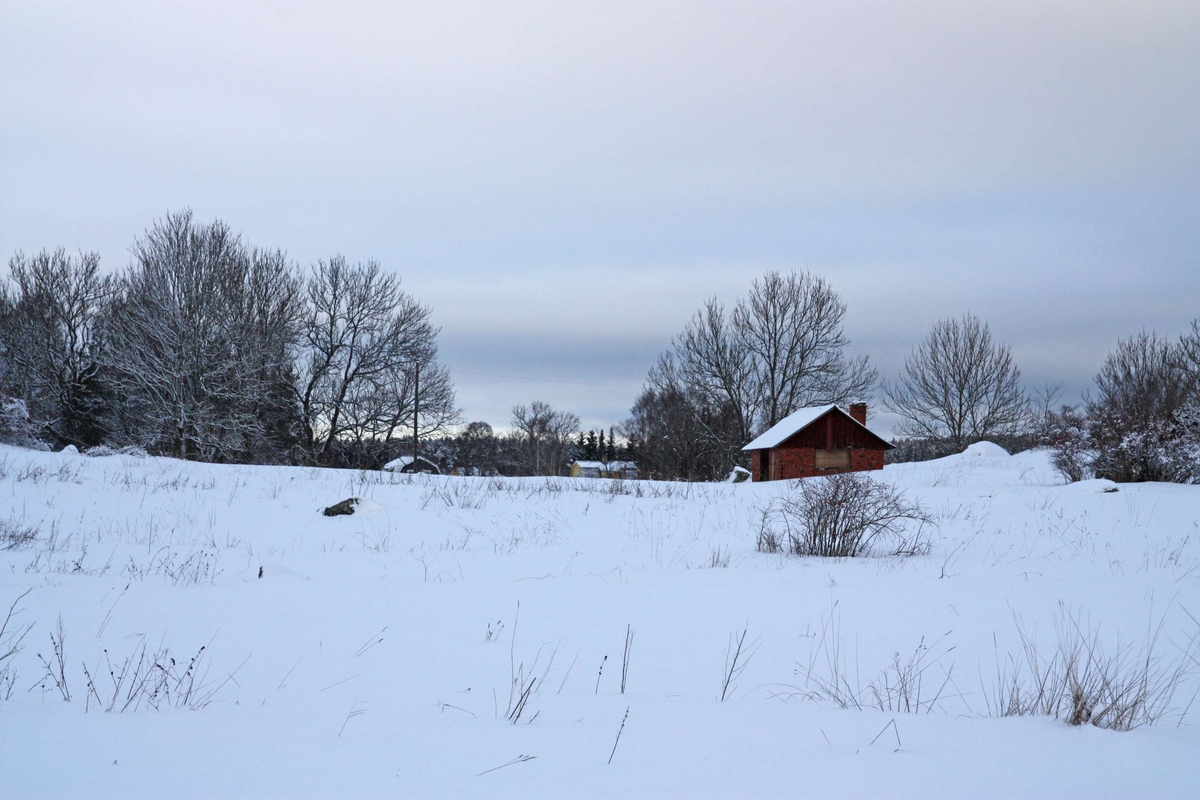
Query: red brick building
742 403 893 481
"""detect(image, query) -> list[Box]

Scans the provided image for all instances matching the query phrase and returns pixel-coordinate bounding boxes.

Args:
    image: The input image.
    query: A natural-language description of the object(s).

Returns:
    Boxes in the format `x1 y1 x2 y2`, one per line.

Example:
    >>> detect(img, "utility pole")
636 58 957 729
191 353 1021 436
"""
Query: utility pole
413 361 420 461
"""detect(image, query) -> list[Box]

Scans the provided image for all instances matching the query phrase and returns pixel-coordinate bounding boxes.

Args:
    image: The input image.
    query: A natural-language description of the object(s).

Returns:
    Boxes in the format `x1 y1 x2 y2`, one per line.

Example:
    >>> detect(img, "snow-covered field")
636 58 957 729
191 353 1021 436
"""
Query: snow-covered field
2 443 1198 798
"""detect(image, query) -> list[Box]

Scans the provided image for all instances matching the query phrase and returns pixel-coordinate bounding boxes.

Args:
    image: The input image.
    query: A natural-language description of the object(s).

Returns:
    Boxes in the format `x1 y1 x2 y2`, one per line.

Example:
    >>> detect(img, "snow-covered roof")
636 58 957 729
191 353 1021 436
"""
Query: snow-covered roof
382 455 438 471
741 404 884 451
383 456 415 470
572 460 638 471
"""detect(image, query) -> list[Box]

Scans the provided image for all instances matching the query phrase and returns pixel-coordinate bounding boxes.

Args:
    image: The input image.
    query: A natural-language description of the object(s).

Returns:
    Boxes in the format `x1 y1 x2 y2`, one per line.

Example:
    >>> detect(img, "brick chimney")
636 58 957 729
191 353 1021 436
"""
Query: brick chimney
849 402 867 425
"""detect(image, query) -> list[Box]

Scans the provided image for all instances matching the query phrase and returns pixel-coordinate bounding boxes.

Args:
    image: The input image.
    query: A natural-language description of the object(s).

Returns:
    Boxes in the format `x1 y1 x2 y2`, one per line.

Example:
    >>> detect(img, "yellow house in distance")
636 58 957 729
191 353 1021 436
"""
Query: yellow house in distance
570 460 639 479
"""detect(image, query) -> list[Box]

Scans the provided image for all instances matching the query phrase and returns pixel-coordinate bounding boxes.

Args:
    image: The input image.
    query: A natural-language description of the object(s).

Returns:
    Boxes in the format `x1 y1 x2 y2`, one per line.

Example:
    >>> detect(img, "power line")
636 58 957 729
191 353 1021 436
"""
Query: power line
450 369 641 391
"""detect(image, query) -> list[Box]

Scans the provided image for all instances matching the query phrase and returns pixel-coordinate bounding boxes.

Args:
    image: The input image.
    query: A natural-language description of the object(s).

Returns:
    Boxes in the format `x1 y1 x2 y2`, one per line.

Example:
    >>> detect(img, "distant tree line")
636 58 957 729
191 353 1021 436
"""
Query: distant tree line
621 269 1200 485
6 228 1197 485
1044 325 1200 484
0 210 459 468
881 312 1200 484
412 408 634 477
576 427 621 463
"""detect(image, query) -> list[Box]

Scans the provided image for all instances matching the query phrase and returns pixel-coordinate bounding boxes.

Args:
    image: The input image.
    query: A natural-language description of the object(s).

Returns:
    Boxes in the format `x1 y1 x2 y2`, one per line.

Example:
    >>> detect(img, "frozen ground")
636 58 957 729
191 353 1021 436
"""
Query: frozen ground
1 443 1198 798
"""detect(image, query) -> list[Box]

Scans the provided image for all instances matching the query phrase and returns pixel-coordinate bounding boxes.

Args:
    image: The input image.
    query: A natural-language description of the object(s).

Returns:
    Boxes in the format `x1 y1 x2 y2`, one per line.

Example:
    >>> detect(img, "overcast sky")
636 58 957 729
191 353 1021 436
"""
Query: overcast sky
3 1 1197 433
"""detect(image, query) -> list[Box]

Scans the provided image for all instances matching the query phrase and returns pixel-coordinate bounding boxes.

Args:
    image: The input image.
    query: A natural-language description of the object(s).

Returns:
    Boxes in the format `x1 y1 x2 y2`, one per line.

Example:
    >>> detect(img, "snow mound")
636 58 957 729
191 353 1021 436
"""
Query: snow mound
962 441 1010 459
259 562 311 580
1065 478 1120 493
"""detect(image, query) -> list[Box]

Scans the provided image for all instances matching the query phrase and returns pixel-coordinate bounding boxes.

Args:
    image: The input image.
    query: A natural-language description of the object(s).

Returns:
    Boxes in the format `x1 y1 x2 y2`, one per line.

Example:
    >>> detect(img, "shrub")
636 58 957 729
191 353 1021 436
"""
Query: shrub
0 518 39 550
792 604 956 714
0 589 34 700
83 635 236 712
0 397 46 449
1084 331 1196 483
1044 405 1090 482
755 524 784 553
990 606 1199 730
758 473 932 557
83 444 148 458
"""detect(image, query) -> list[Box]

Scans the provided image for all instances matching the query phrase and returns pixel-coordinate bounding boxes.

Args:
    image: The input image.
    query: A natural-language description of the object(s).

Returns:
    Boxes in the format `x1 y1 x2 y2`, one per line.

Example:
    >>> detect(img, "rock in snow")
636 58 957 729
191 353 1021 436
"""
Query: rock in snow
322 497 360 516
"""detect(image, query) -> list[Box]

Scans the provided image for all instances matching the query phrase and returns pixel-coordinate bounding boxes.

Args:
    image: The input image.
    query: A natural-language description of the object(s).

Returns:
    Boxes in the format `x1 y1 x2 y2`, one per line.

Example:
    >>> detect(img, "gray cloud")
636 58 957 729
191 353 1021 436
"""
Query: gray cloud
3 1 1197 432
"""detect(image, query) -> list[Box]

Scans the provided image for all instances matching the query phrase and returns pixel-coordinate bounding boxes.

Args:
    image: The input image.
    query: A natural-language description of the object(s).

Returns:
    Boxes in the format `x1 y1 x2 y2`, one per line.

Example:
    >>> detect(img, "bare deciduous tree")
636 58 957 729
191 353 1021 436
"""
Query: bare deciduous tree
101 210 303 460
623 352 735 480
2 211 458 467
510 400 579 475
299 256 458 465
0 249 112 446
452 421 500 475
883 313 1027 449
633 270 875 479
734 271 876 428
1177 319 1200 391
1089 331 1188 430
675 299 756 448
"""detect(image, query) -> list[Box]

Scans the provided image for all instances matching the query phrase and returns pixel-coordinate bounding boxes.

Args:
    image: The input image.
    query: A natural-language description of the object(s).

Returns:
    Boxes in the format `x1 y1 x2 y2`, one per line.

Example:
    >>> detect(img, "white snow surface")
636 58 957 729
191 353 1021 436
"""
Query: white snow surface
1 444 1199 798
961 440 1011 459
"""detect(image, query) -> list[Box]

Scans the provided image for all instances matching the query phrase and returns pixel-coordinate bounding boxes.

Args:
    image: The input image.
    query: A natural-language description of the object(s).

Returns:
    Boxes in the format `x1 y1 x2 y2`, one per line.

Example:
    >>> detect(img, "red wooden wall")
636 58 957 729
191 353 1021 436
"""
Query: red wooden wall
749 409 888 481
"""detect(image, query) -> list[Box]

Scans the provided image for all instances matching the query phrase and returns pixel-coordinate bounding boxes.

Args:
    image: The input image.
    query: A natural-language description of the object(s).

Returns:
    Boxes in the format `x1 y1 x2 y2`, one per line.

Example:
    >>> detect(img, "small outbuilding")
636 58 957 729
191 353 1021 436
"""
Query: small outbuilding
571 460 605 478
570 460 639 479
382 455 441 474
741 403 893 482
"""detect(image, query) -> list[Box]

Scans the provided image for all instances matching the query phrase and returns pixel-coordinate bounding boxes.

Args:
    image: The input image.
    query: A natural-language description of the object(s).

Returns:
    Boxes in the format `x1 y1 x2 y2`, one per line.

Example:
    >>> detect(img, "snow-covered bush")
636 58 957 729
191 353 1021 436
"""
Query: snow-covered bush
1084 331 1195 483
1048 402 1200 485
1044 405 1091 483
1165 401 1200 483
83 444 148 459
1092 415 1199 485
757 473 932 558
0 396 46 449
1045 328 1200 484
